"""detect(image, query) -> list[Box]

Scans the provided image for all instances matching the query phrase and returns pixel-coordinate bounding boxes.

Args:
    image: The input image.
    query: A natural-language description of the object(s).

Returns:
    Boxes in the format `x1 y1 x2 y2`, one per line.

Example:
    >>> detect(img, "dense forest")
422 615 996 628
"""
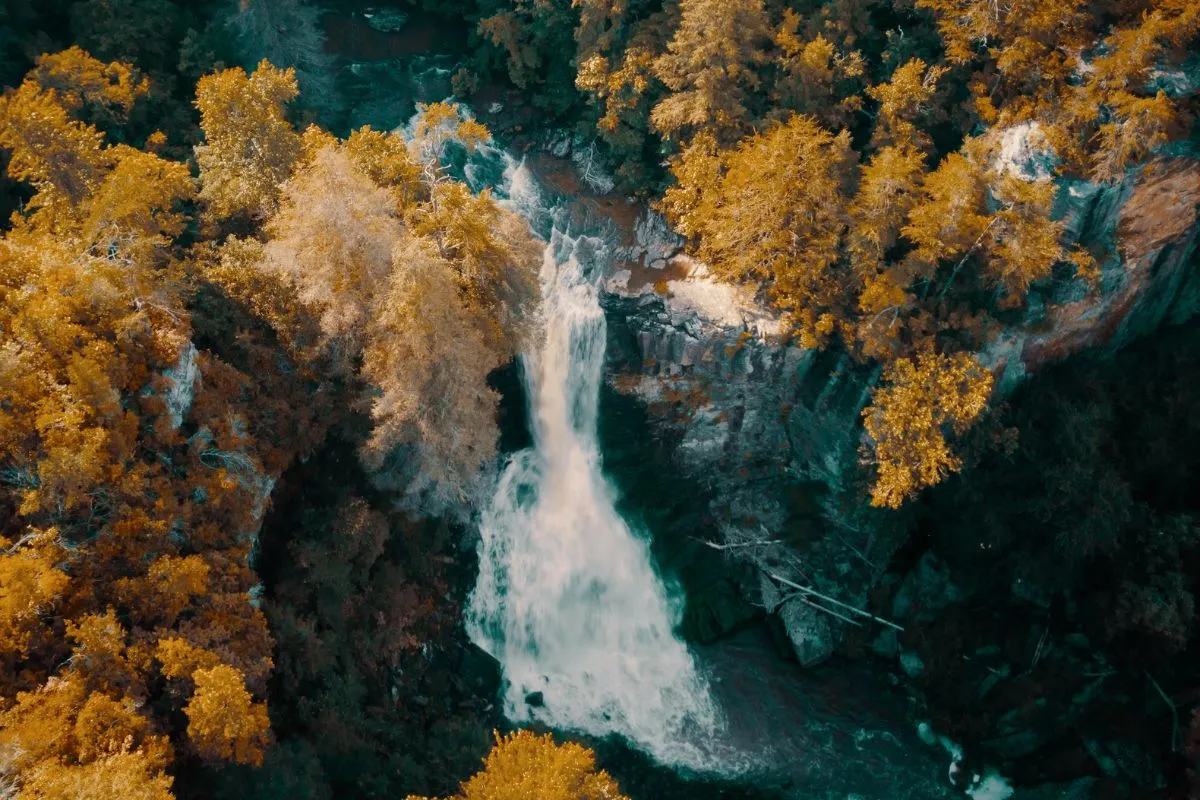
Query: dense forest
0 0 1197 798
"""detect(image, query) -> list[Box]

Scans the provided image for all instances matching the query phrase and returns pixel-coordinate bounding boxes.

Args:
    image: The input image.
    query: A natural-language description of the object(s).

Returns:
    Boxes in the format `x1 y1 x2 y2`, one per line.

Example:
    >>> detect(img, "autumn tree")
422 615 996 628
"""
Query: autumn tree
361 237 509 509
408 730 630 800
916 0 1198 179
661 116 855 346
848 143 928 359
0 677 174 800
0 80 109 212
235 104 538 507
28 46 149 128
0 50 285 800
900 152 992 284
186 664 272 766
261 146 404 367
770 10 865 131
862 349 994 508
194 60 302 224
867 58 947 151
650 0 772 141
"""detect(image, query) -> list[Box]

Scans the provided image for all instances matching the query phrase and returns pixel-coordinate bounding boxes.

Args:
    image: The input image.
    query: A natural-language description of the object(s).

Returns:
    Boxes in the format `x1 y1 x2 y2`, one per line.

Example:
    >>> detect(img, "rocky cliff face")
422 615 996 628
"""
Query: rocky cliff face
600 156 1200 670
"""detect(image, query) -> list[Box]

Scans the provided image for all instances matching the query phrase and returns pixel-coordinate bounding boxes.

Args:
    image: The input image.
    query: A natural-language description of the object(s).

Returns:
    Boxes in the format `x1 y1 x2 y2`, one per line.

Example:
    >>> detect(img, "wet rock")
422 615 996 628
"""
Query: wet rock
981 730 1045 762
871 628 900 658
362 9 407 32
1084 739 1162 787
1015 777 1099 800
900 651 925 678
1064 633 1091 650
891 553 965 624
524 691 544 708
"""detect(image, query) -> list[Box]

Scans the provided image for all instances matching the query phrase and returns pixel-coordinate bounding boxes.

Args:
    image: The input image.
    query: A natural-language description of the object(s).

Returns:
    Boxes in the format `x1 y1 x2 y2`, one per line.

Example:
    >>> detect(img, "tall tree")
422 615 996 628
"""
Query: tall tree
226 0 339 116
194 60 301 225
650 0 772 141
862 349 993 508
661 115 855 346
408 730 630 800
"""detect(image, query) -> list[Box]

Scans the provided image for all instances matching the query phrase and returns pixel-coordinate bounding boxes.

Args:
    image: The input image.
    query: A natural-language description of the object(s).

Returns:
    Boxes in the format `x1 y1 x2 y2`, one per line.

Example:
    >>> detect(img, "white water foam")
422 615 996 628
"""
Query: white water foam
466 162 721 768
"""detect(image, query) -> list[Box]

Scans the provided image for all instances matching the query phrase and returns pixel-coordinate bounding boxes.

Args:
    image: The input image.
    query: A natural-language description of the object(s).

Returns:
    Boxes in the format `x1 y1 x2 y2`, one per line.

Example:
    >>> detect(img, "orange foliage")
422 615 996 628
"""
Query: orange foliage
862 350 994 508
185 664 272 766
409 730 630 800
661 116 854 347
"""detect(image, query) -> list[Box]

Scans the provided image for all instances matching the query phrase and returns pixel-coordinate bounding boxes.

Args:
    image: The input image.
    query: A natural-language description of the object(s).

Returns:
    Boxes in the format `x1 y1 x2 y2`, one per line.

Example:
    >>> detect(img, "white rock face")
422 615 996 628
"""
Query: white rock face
162 342 199 429
663 260 785 336
617 209 682 267
993 121 1057 182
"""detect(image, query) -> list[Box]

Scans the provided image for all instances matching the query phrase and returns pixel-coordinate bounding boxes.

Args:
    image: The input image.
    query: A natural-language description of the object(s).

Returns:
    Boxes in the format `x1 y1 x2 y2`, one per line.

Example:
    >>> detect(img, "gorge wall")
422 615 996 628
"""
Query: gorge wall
591 150 1200 795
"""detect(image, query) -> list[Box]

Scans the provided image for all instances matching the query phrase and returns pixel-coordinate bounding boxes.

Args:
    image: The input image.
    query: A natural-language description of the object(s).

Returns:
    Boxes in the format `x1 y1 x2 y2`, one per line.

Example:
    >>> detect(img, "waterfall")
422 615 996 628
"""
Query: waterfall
466 160 721 769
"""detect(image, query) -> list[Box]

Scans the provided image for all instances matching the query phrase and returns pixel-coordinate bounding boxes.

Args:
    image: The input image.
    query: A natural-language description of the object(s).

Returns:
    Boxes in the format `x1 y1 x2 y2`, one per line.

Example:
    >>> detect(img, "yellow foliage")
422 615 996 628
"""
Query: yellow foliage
772 13 865 129
576 46 655 146
410 182 540 355
360 237 507 506
986 175 1071 295
0 678 87 771
185 664 271 766
79 145 194 267
408 730 629 800
661 115 854 346
262 146 405 364
30 46 149 124
411 102 492 169
901 152 990 271
0 81 108 210
0 537 69 662
194 61 301 223
863 350 993 508
19 749 174 800
1089 91 1179 183
67 611 139 695
341 125 425 209
156 638 223 680
200 236 318 355
867 58 946 149
73 693 167 765
456 119 492 153
113 556 210 627
650 0 772 141
849 143 927 272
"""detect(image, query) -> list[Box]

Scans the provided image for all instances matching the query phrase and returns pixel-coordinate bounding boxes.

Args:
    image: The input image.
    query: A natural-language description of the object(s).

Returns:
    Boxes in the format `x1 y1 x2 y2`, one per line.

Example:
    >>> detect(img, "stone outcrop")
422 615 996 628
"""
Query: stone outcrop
601 156 1200 669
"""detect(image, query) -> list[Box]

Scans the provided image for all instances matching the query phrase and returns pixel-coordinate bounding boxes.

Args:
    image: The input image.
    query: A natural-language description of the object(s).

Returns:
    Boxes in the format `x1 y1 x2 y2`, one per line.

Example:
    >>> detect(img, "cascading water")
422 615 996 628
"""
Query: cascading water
466 158 722 768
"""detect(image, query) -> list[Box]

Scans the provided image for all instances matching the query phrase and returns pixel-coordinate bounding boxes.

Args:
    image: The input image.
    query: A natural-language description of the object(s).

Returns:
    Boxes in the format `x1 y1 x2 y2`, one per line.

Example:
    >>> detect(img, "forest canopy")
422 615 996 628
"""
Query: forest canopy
0 42 537 798
0 0 1197 796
